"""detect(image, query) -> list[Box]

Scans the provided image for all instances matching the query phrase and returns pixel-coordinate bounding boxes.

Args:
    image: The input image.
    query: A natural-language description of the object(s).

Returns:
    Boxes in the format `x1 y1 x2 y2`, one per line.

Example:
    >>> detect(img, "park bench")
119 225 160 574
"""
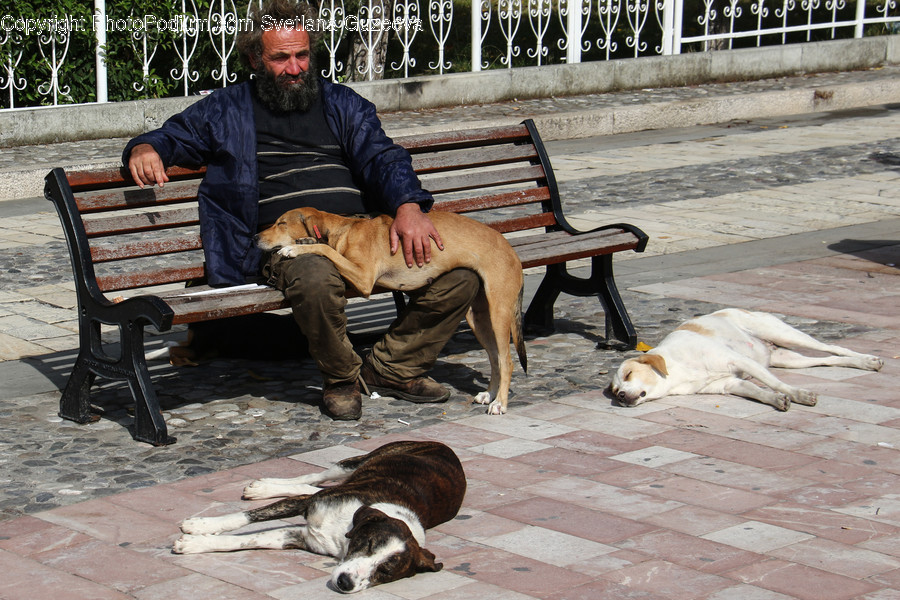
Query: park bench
44 118 648 446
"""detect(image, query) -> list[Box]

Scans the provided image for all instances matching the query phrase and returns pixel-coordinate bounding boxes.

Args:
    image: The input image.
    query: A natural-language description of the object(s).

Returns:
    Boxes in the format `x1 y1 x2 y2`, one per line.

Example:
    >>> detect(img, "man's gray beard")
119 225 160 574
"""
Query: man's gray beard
253 63 320 113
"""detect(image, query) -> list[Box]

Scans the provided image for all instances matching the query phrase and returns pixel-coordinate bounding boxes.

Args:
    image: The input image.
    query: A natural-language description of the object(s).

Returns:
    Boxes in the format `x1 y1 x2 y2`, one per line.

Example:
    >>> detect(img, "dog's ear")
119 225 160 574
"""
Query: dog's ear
297 209 328 242
638 353 668 377
346 506 387 539
415 547 442 573
289 210 310 234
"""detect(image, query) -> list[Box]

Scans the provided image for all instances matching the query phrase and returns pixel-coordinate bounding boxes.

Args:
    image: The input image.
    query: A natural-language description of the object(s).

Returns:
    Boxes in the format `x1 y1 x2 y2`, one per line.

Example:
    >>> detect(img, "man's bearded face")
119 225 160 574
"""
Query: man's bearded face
252 27 319 113
254 57 320 112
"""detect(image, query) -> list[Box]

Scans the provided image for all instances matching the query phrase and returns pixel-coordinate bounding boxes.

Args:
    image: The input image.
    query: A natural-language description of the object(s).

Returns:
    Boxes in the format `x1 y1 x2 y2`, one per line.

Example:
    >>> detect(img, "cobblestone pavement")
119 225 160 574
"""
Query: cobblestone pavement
0 72 899 599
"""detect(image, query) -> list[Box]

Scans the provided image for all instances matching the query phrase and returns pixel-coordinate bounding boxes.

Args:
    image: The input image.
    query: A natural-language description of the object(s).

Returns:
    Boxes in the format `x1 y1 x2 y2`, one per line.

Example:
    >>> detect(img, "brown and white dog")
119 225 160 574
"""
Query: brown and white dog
610 308 883 411
255 206 527 415
173 441 466 593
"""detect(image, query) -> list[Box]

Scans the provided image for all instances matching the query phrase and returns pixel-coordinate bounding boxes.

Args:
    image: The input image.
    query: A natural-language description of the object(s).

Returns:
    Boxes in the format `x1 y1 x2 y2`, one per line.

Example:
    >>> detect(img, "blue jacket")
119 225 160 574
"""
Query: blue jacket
123 79 433 286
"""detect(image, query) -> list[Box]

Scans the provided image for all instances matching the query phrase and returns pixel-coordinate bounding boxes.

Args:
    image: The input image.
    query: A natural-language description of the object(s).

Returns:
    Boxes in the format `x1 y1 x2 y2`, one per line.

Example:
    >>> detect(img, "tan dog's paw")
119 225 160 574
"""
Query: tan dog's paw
277 244 309 258
486 400 506 415
473 392 491 405
474 393 506 415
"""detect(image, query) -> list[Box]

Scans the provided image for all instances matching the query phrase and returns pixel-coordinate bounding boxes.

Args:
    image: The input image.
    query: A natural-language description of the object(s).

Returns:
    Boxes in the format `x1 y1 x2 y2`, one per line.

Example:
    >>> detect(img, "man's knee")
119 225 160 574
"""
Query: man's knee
429 268 480 307
278 255 345 304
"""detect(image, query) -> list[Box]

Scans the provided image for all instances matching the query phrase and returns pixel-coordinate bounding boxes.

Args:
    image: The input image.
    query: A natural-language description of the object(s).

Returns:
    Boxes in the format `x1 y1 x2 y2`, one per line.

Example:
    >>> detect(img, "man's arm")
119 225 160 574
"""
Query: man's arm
390 202 444 268
121 89 237 184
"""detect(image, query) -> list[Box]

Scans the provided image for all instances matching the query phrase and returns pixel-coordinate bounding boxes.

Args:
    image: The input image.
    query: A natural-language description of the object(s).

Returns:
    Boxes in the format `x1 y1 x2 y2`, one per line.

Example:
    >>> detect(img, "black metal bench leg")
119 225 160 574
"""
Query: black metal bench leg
592 255 637 350
59 318 102 424
523 259 638 350
523 266 562 332
59 352 98 424
123 321 175 446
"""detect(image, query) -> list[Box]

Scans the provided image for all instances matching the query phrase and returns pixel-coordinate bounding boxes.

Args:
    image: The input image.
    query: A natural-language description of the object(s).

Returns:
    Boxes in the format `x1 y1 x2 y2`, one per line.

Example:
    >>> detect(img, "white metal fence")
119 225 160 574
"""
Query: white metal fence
1 0 898 109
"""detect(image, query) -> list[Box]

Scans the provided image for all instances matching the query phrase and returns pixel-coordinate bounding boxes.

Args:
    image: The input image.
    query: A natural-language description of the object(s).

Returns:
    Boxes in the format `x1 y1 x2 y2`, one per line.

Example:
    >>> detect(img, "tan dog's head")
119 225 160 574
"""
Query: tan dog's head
331 506 441 593
610 353 669 407
255 207 327 251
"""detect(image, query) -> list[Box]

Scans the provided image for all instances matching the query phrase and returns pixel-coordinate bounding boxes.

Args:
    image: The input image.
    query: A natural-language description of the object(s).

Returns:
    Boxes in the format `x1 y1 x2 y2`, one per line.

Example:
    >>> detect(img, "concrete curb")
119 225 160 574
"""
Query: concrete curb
400 76 900 141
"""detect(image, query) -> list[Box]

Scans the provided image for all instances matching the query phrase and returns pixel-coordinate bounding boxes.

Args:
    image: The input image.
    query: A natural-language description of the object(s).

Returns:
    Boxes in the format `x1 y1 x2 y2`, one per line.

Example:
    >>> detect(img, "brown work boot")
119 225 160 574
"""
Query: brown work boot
360 358 451 404
322 379 362 421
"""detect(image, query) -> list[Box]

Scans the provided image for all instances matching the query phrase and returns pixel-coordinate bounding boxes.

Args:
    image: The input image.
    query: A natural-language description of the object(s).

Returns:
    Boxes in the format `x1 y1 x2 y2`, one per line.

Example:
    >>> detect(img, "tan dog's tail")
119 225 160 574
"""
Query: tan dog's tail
514 286 527 373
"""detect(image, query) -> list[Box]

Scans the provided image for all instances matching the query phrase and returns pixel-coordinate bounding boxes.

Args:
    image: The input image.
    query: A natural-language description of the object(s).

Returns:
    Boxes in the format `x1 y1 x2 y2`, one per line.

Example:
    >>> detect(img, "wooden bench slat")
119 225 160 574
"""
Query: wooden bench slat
97 264 206 292
75 180 202 212
161 287 290 324
421 164 546 195
91 234 203 263
411 143 538 174
488 212 558 234
396 123 530 152
512 229 644 267
433 187 551 214
84 207 200 237
66 165 205 191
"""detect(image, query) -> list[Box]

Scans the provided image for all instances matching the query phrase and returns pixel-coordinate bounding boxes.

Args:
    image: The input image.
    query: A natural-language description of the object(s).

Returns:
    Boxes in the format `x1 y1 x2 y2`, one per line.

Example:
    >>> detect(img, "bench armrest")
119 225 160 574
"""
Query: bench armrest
44 168 176 331
555 214 650 254
89 293 176 332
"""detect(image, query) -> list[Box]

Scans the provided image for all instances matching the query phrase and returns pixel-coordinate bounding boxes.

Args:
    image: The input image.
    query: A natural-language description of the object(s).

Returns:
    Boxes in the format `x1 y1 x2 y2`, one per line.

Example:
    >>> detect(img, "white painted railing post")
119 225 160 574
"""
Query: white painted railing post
671 0 683 54
94 0 108 102
661 0 673 54
471 0 492 71
0 27 25 108
854 0 866 38
566 0 583 63
472 0 483 71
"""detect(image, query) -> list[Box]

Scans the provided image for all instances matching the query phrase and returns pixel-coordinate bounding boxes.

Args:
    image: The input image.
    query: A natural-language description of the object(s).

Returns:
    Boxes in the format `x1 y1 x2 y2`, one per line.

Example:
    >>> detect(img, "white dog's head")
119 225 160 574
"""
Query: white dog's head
610 353 669 407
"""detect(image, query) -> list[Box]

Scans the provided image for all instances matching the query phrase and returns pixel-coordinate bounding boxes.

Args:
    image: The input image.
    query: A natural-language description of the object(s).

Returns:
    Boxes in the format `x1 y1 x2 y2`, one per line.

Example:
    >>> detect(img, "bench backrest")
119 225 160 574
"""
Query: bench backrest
44 119 560 295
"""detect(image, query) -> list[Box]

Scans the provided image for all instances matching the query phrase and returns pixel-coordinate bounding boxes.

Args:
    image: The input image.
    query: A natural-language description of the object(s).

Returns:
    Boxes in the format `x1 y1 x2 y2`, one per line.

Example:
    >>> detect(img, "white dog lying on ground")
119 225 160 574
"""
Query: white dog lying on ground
610 308 883 411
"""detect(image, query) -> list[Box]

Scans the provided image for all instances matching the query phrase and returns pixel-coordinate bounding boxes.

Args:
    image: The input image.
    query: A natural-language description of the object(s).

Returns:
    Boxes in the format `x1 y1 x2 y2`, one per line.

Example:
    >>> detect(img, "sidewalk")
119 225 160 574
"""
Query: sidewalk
0 69 899 599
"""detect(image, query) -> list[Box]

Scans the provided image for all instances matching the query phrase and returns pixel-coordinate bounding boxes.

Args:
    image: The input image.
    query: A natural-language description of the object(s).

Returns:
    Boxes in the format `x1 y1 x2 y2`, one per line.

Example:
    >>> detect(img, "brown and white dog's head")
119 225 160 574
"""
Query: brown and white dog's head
331 506 441 594
255 207 330 251
610 353 670 407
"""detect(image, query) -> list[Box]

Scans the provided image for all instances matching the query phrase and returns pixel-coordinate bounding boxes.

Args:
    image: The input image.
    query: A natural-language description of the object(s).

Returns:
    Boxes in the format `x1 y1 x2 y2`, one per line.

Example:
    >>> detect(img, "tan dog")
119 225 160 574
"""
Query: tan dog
255 207 527 414
611 308 883 411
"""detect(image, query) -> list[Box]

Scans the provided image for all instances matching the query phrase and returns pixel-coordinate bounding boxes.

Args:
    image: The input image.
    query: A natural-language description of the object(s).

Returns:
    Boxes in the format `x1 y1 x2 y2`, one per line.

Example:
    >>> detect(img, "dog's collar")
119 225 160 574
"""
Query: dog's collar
370 502 426 546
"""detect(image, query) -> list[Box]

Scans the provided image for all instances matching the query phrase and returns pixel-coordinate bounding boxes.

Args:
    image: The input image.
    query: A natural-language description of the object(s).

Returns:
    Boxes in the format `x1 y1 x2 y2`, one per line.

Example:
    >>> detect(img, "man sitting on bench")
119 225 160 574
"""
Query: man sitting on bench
123 0 479 421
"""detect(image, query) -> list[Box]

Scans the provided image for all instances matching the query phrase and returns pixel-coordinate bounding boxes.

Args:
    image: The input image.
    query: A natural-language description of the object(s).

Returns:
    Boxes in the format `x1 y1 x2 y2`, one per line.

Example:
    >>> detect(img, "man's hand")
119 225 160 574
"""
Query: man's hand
390 202 444 268
127 143 169 189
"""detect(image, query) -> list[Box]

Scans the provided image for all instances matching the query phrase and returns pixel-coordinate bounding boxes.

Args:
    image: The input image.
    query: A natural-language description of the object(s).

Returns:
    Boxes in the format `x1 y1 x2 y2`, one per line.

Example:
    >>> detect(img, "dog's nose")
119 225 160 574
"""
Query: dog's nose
252 233 260 243
335 572 354 593
617 390 626 401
